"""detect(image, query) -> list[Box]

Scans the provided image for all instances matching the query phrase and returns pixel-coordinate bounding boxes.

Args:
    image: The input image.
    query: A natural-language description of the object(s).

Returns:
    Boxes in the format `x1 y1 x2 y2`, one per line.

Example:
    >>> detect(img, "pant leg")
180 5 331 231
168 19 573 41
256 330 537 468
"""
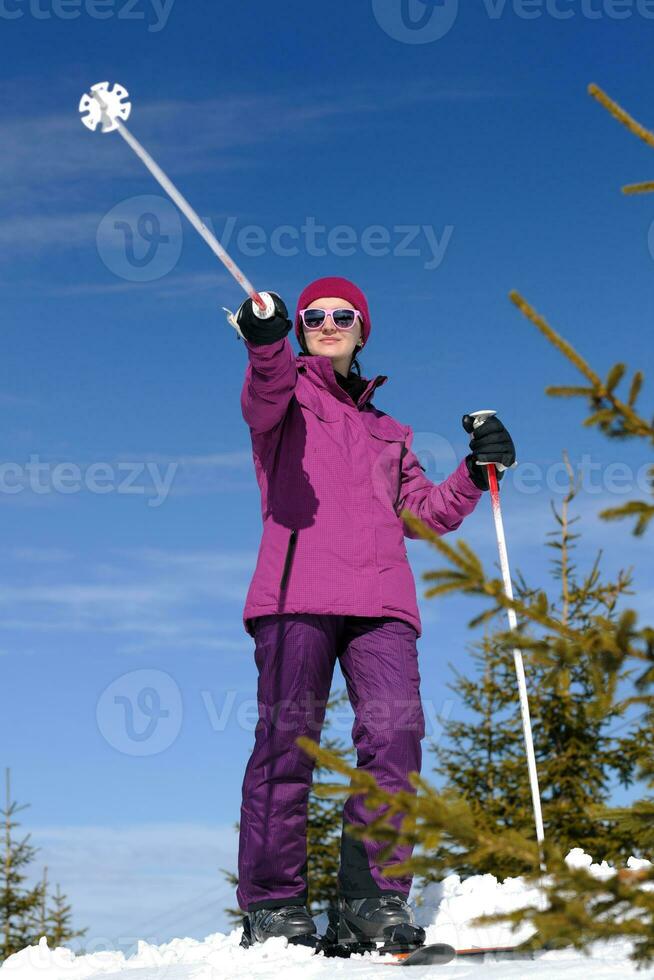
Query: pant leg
337 616 425 900
236 613 341 912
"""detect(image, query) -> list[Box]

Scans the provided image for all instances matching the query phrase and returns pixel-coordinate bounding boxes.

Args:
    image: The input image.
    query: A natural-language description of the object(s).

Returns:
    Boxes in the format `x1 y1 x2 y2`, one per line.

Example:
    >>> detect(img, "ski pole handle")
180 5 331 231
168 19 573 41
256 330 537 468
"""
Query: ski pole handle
469 409 496 432
222 290 280 342
465 409 509 473
252 292 277 320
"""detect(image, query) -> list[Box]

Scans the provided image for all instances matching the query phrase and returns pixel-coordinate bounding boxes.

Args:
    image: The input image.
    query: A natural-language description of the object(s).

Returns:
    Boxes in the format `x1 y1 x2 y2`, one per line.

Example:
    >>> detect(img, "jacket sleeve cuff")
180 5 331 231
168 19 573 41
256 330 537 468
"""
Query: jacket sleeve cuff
243 335 290 359
457 457 485 498
239 318 292 346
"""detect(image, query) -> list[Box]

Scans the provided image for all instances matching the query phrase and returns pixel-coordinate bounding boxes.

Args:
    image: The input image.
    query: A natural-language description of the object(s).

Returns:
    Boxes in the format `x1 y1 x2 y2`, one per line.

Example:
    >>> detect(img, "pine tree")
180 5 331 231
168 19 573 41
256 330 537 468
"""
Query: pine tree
222 689 356 925
1 769 44 960
0 771 86 962
38 867 47 939
429 634 535 879
46 883 86 949
431 459 638 878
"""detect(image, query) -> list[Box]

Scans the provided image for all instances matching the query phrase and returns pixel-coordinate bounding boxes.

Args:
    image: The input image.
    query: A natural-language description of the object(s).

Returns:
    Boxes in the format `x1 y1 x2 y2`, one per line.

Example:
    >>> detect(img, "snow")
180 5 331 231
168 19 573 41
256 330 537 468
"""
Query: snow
2 851 653 980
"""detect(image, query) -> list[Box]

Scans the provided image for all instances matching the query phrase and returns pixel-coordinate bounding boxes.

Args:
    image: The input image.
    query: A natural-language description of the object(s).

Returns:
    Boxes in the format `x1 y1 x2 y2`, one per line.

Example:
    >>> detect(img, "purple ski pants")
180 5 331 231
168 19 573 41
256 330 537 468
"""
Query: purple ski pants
236 613 426 912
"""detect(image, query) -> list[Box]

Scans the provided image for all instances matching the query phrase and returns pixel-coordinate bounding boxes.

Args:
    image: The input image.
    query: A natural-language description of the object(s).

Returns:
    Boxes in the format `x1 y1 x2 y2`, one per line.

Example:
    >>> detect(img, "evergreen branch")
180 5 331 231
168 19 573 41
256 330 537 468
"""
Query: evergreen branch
420 536 580 642
546 386 596 397
477 856 654 965
588 83 654 150
623 181 654 195
296 738 541 875
555 453 577 624
599 501 654 537
509 291 603 388
599 800 654 851
628 372 644 406
510 292 652 442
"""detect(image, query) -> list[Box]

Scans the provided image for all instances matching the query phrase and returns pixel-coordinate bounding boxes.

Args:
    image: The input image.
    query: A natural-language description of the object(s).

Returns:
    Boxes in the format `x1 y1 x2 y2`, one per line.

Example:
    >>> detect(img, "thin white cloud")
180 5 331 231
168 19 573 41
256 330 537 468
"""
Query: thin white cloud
0 447 256 509
8 547 74 563
0 81 508 268
0 210 102 250
0 547 258 651
160 451 253 469
50 271 230 298
0 583 181 605
115 547 256 570
1 81 508 208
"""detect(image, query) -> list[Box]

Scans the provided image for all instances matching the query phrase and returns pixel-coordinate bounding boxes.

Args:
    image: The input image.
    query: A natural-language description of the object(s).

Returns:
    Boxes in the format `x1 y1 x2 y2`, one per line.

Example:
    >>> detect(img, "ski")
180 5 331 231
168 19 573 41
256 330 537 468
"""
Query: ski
318 939 455 966
455 943 547 962
317 940 546 966
381 944 456 966
242 927 545 967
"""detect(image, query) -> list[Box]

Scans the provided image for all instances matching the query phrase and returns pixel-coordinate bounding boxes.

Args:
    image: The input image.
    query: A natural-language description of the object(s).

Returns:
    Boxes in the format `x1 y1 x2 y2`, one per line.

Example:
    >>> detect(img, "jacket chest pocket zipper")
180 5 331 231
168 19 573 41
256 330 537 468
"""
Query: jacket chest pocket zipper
280 528 298 591
394 443 409 515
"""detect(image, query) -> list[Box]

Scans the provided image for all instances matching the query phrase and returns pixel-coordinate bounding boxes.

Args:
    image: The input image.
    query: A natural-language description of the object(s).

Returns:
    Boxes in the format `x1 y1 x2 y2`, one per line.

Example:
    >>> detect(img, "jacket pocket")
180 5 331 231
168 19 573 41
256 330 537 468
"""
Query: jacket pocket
280 528 298 592
367 416 408 513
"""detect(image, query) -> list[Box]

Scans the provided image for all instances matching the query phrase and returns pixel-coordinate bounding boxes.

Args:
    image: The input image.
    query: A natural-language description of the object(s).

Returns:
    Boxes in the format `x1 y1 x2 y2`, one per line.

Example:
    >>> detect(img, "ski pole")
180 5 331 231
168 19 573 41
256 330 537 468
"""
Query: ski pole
78 81 275 325
466 410 546 868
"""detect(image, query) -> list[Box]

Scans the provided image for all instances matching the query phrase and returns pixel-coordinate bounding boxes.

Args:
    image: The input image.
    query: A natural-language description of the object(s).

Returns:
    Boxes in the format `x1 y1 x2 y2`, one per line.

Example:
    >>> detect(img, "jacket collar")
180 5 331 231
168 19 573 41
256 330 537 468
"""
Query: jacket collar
296 352 387 408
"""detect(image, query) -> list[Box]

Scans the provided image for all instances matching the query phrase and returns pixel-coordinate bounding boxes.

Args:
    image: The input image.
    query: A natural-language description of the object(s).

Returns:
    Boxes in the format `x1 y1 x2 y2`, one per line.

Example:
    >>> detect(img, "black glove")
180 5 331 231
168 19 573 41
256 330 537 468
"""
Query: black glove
236 292 292 346
462 414 516 491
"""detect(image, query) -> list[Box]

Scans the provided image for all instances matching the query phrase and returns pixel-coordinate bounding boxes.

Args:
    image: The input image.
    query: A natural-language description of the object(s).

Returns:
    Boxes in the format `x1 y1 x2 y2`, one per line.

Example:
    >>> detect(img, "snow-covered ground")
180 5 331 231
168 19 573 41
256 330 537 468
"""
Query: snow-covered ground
2 851 652 980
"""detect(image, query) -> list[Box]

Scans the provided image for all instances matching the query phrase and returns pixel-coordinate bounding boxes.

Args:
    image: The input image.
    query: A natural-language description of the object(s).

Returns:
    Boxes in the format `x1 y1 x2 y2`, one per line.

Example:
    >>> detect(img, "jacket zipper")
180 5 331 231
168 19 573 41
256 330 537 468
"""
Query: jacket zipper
394 443 409 514
280 528 298 591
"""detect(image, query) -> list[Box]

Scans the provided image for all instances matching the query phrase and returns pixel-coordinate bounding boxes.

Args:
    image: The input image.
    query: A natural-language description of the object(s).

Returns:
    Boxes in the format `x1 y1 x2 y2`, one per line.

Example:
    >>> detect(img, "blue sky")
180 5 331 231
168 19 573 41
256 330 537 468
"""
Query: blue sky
2 0 654 954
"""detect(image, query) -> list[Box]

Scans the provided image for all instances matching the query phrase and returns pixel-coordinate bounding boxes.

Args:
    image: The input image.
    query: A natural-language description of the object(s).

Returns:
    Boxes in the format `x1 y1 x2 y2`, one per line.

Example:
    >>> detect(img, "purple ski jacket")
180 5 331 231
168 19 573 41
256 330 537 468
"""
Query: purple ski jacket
240 335 482 638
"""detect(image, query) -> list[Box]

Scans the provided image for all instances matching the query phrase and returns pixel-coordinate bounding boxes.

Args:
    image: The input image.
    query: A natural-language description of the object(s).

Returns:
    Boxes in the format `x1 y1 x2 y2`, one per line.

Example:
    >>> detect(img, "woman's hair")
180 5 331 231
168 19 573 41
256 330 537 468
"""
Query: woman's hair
350 351 363 377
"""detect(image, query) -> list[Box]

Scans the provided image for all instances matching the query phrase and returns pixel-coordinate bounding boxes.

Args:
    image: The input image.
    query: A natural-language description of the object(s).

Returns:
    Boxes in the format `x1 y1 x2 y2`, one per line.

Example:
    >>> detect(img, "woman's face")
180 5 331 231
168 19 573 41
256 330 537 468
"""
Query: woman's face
301 296 363 377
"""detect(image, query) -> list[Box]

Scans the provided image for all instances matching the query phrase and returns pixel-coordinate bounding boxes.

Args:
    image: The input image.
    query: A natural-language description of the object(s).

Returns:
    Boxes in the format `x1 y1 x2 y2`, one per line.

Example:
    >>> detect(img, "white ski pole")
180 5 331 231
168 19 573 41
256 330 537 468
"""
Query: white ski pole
466 410 546 867
78 81 276 329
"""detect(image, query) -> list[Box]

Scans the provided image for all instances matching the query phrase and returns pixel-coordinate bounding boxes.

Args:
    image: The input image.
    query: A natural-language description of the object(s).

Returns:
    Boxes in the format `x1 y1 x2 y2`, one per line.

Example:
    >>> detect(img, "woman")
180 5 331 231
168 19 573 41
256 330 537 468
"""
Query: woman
233 276 516 950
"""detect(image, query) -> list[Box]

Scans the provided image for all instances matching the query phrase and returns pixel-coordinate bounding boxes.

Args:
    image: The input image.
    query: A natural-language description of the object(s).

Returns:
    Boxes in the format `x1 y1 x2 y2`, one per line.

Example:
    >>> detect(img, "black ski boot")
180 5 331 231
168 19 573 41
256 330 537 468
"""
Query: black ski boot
239 904 319 949
324 894 426 955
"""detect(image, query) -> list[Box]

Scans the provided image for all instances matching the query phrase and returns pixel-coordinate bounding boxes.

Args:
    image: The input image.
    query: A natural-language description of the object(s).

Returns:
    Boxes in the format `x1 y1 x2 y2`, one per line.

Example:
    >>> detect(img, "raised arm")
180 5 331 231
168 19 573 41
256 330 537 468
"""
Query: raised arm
238 292 298 435
396 414 517 537
396 426 483 538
